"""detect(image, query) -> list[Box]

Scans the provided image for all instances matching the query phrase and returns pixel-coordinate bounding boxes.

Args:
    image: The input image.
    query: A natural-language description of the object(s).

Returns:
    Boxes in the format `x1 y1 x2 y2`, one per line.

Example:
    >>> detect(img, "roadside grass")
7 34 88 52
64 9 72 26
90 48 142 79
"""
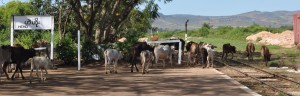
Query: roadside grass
150 34 300 67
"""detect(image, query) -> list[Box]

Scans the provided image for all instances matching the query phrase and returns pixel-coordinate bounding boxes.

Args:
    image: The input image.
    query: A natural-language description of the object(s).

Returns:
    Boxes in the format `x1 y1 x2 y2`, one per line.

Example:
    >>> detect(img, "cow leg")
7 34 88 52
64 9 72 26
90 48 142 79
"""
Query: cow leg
105 63 108 74
40 69 43 82
11 65 19 80
146 63 150 73
44 69 48 81
30 69 34 84
221 52 224 60
231 52 234 59
131 63 134 72
18 65 25 80
142 63 145 74
206 57 210 68
134 63 139 72
211 58 214 68
114 61 118 74
187 52 191 66
3 62 10 80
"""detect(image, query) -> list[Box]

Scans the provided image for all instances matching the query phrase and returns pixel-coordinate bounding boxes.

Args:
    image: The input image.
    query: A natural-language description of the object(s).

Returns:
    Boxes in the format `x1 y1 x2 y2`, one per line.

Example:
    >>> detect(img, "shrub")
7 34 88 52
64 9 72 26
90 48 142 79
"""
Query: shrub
81 39 101 64
55 35 77 65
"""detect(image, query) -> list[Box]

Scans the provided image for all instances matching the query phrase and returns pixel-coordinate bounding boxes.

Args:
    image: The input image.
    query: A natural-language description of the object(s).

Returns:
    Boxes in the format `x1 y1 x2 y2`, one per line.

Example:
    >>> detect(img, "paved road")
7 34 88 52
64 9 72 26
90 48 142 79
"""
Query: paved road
0 65 260 96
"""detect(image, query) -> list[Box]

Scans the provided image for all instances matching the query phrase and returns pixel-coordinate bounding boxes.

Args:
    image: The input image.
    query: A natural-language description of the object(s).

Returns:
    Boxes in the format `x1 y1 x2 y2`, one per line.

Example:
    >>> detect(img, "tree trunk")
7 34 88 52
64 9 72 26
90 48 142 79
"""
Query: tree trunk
95 28 100 44
58 0 63 41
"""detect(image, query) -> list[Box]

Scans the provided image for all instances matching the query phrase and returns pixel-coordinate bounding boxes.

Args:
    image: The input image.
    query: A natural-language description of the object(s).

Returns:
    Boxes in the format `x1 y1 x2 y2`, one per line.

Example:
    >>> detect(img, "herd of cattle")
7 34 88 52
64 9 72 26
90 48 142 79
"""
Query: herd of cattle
0 40 54 84
104 38 272 75
0 38 272 84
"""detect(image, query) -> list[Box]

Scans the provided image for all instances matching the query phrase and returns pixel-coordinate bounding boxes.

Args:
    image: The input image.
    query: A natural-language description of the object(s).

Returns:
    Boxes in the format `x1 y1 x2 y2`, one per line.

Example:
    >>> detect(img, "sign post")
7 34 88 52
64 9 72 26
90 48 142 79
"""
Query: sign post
185 19 189 41
11 16 54 60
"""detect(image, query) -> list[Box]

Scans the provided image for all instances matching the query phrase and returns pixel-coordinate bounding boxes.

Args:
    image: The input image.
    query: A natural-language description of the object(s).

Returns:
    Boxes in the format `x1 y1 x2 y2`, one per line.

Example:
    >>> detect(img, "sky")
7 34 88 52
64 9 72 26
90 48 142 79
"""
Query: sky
156 0 300 16
1 0 300 16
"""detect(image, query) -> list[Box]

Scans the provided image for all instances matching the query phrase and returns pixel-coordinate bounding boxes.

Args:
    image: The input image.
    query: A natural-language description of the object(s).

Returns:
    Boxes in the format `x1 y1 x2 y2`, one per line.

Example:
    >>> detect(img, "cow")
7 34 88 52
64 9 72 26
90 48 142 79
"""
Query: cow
186 41 199 66
140 50 154 74
197 42 209 66
260 45 271 67
2 45 36 80
246 42 255 61
160 38 185 57
154 45 173 68
104 49 123 74
130 42 154 72
222 43 236 60
29 56 54 84
203 43 216 68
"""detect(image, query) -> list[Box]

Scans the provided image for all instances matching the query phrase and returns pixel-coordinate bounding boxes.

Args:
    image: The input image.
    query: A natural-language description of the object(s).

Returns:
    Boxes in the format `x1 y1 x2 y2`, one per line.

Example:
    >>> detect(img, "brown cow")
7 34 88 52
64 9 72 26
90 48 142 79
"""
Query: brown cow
246 43 255 61
186 41 199 66
260 45 271 67
222 43 236 60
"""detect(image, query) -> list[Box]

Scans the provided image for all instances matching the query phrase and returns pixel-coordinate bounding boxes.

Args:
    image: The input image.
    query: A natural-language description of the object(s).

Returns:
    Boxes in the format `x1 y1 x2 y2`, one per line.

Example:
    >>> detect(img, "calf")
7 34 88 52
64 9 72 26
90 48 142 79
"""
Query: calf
140 50 154 74
260 45 271 67
222 43 236 60
29 56 54 84
104 49 123 74
186 41 199 66
246 43 255 61
130 42 154 72
154 45 173 68
203 43 216 68
3 45 36 80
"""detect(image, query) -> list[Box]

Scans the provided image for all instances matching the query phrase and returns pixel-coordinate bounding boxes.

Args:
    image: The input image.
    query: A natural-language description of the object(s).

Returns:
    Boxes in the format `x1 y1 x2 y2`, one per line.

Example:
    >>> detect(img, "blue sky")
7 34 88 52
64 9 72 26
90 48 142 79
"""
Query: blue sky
156 0 300 16
1 0 300 16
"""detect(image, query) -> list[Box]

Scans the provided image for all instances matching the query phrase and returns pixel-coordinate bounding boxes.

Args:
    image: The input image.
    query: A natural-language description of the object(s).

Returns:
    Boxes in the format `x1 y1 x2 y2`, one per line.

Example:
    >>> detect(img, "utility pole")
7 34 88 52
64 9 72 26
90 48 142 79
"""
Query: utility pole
185 19 189 41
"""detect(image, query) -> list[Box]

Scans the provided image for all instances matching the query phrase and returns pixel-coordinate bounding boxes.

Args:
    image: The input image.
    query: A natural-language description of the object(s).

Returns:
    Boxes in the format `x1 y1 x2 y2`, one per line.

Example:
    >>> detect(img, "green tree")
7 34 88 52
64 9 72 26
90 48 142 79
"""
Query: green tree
0 1 38 45
199 23 212 36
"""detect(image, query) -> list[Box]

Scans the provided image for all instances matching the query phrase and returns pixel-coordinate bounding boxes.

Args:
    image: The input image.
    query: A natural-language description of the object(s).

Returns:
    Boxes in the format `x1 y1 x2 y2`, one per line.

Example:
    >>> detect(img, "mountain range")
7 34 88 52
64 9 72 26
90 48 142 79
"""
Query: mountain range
152 10 300 30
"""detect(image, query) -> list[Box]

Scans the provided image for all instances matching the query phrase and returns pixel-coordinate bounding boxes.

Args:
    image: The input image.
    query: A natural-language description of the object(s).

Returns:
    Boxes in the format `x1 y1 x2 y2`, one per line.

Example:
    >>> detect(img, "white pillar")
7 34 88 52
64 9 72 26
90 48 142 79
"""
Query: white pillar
50 16 54 60
178 41 182 65
10 17 14 46
78 30 81 71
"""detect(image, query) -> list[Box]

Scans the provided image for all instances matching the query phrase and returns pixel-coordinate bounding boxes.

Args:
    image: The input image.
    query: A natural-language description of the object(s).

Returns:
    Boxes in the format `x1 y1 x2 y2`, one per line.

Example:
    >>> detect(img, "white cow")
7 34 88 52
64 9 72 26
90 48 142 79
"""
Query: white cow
203 43 216 68
104 49 123 74
140 50 154 74
29 56 54 84
154 45 174 68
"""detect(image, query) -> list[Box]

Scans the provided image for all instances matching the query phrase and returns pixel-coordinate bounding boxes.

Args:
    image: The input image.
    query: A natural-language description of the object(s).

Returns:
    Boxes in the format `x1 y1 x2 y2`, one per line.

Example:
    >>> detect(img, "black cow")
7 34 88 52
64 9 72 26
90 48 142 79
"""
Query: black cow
222 43 236 60
130 42 154 72
3 45 36 80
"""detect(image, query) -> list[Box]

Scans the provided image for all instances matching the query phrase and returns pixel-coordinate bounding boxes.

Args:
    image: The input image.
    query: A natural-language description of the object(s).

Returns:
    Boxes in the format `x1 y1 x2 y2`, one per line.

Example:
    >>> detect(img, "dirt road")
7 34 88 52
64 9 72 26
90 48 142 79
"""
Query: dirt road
0 64 257 96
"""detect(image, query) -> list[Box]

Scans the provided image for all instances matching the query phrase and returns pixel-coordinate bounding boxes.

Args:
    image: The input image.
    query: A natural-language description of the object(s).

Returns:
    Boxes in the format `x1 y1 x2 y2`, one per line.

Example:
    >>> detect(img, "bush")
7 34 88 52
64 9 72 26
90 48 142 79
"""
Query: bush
55 35 77 65
81 39 101 64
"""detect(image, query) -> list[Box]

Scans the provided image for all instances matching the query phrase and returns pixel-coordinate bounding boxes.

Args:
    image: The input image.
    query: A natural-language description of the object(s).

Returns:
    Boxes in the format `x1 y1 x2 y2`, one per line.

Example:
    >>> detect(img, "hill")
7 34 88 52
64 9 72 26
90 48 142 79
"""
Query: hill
152 10 300 30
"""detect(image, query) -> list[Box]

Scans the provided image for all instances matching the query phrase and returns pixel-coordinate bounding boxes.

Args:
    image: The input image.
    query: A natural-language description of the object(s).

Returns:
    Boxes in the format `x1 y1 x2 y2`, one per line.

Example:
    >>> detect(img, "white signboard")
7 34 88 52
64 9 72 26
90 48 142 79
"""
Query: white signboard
11 15 54 60
13 16 53 30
